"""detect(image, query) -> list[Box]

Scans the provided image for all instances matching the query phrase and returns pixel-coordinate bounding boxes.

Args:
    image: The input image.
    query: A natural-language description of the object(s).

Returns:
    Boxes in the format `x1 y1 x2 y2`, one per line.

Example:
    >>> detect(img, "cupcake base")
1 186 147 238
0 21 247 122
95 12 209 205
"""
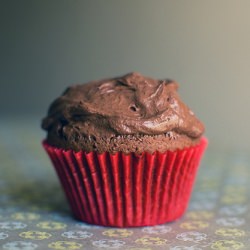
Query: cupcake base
43 137 207 227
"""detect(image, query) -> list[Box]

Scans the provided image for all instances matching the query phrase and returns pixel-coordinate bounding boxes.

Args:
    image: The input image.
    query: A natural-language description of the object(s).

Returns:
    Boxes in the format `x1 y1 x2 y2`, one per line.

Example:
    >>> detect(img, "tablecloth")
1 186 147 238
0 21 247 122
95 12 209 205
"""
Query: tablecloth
0 118 249 250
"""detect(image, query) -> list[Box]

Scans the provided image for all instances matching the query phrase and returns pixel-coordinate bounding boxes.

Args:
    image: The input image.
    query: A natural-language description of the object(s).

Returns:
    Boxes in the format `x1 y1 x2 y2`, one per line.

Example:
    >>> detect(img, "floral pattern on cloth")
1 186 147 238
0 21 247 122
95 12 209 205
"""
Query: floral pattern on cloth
0 119 249 249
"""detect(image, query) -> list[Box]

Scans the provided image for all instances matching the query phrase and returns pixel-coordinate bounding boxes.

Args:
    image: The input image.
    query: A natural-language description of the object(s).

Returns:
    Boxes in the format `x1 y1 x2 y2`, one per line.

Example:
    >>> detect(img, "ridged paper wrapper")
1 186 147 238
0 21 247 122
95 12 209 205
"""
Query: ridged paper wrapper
43 137 207 227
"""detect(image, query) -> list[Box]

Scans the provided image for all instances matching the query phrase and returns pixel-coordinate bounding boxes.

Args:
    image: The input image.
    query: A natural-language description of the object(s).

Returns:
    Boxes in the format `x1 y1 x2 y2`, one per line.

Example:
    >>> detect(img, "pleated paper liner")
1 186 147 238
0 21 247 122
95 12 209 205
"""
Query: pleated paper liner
43 137 208 227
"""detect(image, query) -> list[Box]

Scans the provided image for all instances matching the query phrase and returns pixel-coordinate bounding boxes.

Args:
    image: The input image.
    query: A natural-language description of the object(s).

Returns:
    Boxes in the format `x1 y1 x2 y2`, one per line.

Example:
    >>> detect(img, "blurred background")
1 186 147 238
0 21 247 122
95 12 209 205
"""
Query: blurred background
1 0 250 151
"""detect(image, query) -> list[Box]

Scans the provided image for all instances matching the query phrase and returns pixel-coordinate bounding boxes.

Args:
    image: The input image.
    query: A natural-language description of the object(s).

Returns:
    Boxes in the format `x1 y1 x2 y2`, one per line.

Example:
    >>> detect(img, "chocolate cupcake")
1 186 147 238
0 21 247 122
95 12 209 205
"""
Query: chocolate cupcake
42 72 207 227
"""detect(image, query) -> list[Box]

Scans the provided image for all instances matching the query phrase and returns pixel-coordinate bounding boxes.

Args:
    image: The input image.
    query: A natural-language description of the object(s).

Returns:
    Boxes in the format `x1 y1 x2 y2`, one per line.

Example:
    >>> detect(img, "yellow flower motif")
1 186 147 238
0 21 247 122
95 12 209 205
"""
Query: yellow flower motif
11 212 40 221
199 180 219 190
215 228 245 237
224 186 246 193
19 231 52 240
102 229 133 238
186 211 214 220
180 220 209 230
135 236 167 246
36 221 67 230
221 195 246 204
231 166 247 176
128 248 152 250
211 240 244 249
48 241 82 250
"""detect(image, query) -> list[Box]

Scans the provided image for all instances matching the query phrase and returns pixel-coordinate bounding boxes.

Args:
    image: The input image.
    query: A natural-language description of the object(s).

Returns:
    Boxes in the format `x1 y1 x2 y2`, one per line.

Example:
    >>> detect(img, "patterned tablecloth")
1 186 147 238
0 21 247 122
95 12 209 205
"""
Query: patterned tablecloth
1 118 250 250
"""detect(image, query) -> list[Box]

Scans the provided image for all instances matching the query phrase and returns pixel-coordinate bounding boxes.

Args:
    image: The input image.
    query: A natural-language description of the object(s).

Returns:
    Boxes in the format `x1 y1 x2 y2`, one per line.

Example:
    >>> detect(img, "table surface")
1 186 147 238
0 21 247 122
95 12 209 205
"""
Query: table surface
0 118 250 250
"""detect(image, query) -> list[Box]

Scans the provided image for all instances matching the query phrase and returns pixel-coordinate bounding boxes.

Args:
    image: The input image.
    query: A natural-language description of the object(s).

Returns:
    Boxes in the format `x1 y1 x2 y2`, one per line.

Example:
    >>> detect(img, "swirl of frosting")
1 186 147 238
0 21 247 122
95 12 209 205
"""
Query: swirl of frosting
42 72 204 141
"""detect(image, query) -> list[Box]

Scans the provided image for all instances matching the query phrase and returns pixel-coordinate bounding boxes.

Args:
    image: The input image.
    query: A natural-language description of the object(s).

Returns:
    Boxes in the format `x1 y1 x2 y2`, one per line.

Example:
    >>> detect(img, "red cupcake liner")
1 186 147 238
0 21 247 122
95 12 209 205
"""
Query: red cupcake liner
43 137 208 227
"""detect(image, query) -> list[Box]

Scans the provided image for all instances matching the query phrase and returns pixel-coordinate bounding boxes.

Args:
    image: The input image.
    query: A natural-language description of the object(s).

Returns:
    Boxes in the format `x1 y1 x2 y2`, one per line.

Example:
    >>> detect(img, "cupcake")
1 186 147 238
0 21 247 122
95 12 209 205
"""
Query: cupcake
42 72 207 227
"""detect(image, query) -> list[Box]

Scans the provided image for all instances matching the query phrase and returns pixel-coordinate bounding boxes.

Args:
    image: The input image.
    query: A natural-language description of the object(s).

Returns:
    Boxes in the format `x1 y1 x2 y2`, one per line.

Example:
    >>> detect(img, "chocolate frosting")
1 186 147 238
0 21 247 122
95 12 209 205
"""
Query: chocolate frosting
42 72 205 153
